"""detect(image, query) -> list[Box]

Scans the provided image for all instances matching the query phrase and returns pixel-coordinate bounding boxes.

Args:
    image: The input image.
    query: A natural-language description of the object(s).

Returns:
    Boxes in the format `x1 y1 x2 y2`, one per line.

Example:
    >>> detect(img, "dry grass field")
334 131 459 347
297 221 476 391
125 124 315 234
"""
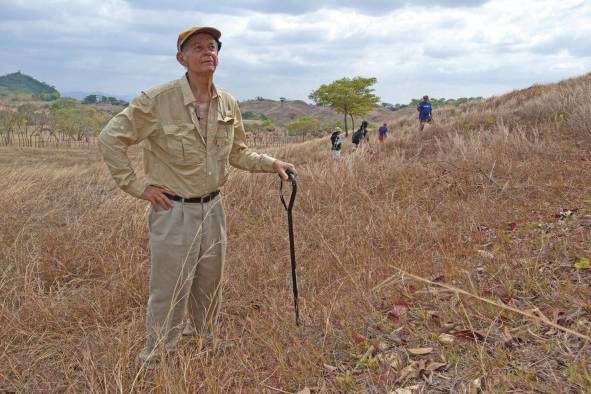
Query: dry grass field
1 74 590 393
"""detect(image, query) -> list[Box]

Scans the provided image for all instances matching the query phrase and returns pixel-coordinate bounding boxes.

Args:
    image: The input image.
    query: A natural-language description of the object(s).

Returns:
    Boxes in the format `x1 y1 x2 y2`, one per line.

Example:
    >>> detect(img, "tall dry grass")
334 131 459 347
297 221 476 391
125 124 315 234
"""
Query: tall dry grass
1 74 590 393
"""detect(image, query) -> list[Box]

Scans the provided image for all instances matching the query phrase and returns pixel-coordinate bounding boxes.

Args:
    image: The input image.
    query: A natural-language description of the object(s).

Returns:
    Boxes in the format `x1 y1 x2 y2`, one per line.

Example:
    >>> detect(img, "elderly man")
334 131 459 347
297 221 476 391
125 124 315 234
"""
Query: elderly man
98 26 296 364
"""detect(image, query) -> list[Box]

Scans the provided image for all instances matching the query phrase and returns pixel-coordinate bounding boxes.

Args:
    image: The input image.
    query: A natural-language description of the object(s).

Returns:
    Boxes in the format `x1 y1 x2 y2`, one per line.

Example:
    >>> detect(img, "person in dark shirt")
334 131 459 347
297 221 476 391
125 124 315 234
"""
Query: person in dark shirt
361 120 369 141
417 95 432 131
351 120 368 148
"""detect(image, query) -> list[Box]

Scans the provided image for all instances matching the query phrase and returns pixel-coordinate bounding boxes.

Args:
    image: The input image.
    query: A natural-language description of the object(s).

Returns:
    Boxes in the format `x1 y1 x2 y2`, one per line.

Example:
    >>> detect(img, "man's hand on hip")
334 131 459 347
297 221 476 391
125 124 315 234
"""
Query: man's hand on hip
273 160 297 181
142 185 176 209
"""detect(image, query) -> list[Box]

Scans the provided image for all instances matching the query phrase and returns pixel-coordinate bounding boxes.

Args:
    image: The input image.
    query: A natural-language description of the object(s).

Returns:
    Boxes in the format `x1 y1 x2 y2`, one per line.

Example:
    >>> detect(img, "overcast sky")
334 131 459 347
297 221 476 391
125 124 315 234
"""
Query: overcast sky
1 0 590 104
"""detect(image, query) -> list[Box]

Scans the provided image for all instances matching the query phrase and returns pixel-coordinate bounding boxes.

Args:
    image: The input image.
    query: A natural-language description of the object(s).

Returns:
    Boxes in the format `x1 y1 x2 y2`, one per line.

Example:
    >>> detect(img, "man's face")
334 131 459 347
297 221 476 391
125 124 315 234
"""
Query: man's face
177 33 219 74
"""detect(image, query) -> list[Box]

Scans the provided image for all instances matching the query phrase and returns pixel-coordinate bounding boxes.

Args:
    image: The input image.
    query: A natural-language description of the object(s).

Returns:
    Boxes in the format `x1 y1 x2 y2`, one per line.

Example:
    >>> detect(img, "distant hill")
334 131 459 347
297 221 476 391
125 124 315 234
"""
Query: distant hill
240 99 340 125
0 71 60 101
238 98 413 130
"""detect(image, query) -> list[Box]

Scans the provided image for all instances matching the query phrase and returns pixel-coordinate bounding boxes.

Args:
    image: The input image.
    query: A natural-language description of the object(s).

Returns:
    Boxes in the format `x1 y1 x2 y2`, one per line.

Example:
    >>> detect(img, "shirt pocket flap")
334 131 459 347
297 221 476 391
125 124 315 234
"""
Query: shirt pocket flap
217 115 234 125
158 123 204 165
162 123 194 136
159 124 185 156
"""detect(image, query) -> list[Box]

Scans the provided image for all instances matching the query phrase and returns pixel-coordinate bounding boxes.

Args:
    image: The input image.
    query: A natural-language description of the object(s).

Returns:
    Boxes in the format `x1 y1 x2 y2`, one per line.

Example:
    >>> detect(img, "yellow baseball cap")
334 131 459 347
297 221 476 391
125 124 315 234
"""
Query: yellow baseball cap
177 26 222 51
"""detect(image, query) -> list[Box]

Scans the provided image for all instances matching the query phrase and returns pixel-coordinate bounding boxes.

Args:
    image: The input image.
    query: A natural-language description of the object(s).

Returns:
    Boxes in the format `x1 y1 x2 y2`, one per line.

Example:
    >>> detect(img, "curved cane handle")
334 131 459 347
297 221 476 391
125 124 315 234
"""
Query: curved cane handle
280 170 297 211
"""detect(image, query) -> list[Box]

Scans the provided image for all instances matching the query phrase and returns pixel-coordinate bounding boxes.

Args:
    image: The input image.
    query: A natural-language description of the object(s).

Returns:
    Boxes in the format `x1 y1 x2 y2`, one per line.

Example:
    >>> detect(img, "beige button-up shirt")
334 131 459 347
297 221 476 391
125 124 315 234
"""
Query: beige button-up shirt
98 75 276 198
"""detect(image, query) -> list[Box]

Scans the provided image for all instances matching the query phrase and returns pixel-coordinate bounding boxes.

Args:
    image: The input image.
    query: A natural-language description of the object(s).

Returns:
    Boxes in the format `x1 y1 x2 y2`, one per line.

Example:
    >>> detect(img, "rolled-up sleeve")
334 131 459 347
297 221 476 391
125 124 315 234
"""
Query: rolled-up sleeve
228 102 276 172
98 92 159 198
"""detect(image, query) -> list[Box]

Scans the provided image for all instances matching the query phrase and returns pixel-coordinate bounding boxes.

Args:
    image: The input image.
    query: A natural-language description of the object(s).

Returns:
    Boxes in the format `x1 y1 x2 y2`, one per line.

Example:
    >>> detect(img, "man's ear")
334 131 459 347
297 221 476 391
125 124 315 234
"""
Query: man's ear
176 51 186 67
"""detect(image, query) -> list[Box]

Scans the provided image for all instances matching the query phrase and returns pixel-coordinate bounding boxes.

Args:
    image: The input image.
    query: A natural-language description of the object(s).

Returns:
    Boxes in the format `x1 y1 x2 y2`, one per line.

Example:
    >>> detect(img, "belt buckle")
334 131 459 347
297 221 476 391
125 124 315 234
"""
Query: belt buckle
205 191 216 202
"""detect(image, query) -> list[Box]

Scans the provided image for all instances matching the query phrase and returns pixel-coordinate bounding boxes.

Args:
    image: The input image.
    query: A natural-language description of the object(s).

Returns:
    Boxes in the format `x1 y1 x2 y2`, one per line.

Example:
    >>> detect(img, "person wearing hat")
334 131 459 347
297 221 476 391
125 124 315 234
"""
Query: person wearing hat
417 95 433 131
98 26 296 365
330 127 342 159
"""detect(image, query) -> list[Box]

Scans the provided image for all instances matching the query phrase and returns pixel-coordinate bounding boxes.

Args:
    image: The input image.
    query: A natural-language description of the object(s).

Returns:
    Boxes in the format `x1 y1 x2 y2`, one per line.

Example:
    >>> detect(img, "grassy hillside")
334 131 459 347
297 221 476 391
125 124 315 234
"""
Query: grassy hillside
1 73 590 392
0 71 60 101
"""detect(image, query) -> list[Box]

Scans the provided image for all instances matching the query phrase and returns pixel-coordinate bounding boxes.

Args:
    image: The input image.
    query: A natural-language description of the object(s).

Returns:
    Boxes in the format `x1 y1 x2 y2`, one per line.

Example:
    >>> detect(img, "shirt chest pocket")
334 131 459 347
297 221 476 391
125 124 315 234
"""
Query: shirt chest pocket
159 123 204 166
215 116 234 157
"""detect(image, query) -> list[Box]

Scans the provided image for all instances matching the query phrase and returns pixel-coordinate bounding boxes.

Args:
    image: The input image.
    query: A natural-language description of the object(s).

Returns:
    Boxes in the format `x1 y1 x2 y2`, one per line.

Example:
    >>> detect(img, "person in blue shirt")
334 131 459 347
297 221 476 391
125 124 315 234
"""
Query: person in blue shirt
378 123 388 143
417 95 432 131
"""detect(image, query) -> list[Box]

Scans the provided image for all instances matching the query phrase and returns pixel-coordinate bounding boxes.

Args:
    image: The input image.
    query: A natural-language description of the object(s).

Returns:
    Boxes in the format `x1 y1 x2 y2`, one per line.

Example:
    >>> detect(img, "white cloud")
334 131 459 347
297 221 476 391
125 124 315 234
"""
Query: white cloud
0 0 589 103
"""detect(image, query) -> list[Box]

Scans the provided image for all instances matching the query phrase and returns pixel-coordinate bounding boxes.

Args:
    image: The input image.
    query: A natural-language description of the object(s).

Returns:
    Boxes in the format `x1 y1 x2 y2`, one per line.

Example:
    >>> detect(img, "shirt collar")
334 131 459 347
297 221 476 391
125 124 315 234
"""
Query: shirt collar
179 73 219 106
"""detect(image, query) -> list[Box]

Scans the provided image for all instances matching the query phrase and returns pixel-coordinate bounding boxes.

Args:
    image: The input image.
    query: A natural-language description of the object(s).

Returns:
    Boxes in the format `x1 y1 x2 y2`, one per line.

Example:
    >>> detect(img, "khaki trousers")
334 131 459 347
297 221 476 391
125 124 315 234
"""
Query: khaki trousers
139 194 226 363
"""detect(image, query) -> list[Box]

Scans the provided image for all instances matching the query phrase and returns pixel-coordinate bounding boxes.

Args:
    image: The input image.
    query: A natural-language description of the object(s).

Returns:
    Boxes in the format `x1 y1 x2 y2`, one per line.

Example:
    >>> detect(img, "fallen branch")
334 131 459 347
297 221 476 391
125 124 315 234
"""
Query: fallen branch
373 265 591 342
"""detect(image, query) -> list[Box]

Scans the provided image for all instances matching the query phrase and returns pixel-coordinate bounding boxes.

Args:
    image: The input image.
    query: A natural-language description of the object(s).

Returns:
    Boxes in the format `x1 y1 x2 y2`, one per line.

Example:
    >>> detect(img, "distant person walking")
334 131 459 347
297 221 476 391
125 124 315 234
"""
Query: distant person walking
330 127 342 159
378 123 388 143
362 120 370 142
351 120 368 148
417 95 432 131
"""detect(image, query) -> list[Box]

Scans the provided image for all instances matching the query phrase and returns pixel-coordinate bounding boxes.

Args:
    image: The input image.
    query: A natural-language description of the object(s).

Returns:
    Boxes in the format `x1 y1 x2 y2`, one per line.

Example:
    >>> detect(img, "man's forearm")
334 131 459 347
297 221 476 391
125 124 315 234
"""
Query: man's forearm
229 146 277 173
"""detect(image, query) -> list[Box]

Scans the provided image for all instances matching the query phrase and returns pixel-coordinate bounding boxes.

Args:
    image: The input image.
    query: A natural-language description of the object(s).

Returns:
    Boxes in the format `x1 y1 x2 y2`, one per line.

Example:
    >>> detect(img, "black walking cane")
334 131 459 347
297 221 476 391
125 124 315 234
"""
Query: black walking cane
279 169 300 326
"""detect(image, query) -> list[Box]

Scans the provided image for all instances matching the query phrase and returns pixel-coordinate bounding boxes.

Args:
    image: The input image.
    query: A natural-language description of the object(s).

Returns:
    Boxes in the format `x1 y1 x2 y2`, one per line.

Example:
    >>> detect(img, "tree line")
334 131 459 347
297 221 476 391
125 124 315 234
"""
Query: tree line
0 98 113 147
82 94 128 106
